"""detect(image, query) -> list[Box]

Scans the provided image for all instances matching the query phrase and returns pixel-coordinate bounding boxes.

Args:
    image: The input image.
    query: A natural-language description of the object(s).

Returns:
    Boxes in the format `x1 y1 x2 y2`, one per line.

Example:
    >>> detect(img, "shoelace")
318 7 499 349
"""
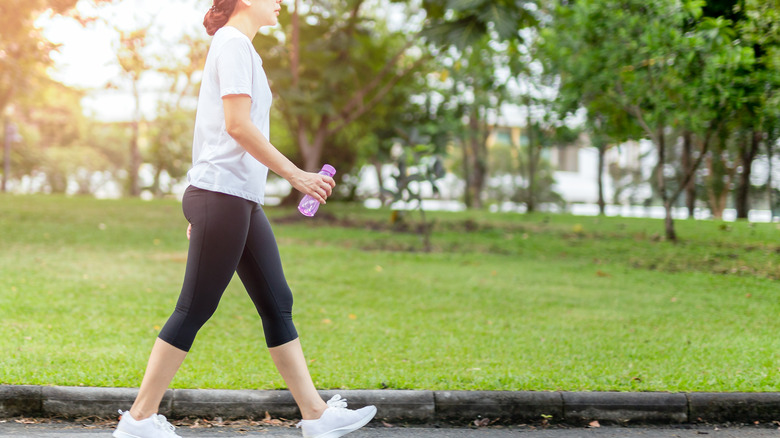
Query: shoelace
326 394 348 409
295 395 349 428
152 414 177 434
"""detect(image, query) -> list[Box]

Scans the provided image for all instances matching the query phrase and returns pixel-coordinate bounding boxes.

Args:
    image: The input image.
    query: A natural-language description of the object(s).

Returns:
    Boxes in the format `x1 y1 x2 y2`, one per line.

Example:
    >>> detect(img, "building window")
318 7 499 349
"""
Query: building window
556 145 579 172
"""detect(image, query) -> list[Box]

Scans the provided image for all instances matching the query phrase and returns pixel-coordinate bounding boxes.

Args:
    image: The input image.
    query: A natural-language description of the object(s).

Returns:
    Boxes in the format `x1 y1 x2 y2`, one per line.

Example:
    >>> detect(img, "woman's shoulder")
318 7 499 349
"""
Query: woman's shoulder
213 26 252 47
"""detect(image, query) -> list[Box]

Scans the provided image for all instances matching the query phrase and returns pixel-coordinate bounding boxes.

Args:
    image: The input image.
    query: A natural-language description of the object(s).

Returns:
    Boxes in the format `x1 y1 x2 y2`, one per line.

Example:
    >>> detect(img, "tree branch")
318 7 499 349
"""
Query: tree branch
615 81 658 145
291 0 300 87
338 39 416 119
327 54 428 136
669 124 716 204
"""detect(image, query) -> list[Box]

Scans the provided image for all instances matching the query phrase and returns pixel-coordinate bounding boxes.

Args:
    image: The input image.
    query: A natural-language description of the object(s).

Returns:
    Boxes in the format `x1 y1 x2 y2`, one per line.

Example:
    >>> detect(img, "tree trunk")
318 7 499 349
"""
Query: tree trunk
2 118 10 193
656 125 676 241
768 132 776 218
128 81 142 197
735 129 760 219
706 157 735 220
461 137 473 208
373 159 386 205
597 140 605 216
468 107 485 209
152 167 163 198
0 80 17 192
526 110 536 213
682 131 695 218
298 118 329 173
129 120 141 197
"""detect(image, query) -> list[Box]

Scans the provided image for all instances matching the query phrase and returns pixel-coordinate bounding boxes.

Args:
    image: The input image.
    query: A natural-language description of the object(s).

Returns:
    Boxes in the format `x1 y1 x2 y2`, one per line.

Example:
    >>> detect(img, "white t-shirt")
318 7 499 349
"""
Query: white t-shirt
187 26 272 204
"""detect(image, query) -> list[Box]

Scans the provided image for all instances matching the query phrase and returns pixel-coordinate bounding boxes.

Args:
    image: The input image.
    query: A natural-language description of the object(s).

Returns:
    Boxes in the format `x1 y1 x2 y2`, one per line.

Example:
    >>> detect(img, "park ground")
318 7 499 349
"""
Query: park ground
1 195 779 393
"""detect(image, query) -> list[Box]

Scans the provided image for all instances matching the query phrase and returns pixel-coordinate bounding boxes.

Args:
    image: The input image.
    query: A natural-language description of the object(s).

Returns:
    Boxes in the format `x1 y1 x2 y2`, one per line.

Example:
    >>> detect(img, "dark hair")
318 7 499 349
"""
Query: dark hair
203 0 239 36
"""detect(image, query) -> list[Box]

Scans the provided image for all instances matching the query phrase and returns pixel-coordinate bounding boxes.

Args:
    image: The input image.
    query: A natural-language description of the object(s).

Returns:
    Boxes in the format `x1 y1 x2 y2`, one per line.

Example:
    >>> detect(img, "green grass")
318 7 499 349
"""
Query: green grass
1 194 779 392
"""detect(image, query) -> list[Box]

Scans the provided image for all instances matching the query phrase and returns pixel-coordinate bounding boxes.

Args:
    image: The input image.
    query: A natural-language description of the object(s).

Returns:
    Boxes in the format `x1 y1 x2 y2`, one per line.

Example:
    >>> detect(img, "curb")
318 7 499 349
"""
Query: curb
1 385 780 424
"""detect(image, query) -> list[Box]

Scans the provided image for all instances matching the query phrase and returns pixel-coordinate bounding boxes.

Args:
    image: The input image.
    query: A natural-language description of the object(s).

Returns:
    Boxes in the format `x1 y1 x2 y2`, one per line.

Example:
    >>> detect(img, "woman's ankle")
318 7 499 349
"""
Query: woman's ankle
300 403 328 420
128 407 154 421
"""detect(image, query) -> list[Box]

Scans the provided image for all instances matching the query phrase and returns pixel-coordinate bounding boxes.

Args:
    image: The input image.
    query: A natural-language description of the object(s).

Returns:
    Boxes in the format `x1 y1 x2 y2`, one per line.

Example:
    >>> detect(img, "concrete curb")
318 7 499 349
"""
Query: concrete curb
2 385 780 424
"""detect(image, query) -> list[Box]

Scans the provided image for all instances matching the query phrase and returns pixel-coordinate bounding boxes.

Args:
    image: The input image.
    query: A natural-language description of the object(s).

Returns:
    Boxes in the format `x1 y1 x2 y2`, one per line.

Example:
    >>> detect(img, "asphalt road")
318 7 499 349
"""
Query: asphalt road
0 422 778 438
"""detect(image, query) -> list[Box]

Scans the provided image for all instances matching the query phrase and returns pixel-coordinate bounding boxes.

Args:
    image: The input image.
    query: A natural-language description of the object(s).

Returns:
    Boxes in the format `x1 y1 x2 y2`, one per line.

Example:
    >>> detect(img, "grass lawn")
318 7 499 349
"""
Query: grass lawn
1 194 779 392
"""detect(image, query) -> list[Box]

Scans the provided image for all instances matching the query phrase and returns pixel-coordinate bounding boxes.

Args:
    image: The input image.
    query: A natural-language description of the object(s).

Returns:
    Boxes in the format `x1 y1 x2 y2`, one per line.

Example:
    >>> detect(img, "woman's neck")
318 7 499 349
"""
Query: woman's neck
225 14 258 40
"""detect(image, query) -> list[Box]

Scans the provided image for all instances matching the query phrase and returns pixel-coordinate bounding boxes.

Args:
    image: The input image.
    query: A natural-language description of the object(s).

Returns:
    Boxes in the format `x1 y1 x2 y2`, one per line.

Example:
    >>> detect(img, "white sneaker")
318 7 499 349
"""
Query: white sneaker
297 395 377 438
113 410 181 438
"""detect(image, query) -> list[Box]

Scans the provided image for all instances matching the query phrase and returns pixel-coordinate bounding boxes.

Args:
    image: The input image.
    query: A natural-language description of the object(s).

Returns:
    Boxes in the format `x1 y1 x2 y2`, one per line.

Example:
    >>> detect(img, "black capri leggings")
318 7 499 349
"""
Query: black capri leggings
158 186 298 351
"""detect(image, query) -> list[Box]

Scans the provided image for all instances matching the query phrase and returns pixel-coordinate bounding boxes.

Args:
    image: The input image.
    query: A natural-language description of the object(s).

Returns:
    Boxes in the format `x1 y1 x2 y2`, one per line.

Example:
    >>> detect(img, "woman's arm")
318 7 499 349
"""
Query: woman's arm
223 94 334 204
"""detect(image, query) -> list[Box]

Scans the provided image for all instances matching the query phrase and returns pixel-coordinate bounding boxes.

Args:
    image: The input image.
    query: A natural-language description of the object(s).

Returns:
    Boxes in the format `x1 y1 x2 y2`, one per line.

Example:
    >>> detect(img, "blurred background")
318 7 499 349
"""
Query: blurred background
3 0 780 393
2 0 780 228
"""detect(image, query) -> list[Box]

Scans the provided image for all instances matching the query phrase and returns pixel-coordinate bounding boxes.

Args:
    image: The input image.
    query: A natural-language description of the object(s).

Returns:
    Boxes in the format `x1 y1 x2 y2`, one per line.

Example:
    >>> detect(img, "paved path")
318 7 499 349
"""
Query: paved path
0 422 778 438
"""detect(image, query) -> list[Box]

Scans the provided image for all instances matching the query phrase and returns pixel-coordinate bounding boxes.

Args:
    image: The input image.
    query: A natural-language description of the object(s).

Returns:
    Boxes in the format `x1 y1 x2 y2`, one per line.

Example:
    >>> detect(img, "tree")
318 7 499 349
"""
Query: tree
540 0 748 241
420 0 539 209
146 32 209 198
731 0 780 219
255 0 428 180
0 0 112 191
115 27 151 197
0 0 65 121
539 23 642 216
432 38 512 208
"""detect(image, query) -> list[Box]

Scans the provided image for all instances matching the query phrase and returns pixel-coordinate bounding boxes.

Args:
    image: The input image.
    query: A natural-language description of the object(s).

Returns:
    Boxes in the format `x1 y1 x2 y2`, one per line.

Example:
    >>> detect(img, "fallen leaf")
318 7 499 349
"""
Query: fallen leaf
596 270 611 277
382 421 394 428
374 265 383 272
348 314 357 320
474 418 490 427
589 420 601 428
322 319 332 324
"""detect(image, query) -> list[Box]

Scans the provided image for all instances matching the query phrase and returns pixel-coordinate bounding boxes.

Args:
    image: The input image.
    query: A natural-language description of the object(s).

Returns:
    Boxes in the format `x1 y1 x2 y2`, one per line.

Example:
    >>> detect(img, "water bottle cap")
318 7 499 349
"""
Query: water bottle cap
321 164 336 176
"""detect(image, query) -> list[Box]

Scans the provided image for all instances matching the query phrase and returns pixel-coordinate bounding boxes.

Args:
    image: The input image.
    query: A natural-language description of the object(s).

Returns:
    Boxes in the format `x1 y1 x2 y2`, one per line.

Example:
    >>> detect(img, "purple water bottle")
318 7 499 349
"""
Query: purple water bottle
298 164 336 217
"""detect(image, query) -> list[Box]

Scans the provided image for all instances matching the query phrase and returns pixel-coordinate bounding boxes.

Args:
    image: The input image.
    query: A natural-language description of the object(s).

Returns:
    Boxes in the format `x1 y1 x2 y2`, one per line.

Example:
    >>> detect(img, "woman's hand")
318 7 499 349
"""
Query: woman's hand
289 169 335 204
187 223 192 240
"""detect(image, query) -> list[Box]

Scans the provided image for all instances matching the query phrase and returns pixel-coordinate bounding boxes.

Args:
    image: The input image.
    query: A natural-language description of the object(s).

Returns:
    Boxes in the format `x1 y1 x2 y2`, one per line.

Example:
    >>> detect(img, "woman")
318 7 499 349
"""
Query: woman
112 0 377 437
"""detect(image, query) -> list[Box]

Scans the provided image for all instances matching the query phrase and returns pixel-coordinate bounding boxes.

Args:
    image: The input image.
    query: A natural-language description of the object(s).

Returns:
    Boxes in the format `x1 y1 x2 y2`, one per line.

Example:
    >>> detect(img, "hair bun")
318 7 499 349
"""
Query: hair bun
203 0 238 36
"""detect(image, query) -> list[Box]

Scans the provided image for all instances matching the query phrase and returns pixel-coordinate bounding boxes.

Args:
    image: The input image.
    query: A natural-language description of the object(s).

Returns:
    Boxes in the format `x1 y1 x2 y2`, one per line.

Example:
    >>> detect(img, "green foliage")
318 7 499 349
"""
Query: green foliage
420 0 538 48
538 0 780 236
146 105 194 196
383 129 446 252
254 1 426 174
0 0 69 114
41 146 110 194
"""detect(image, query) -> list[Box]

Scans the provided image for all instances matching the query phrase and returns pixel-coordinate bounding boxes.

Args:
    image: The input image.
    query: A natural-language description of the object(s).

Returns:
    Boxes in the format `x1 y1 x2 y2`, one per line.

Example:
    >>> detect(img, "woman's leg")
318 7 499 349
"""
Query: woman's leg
128 338 187 420
236 205 327 420
269 339 328 420
127 187 254 420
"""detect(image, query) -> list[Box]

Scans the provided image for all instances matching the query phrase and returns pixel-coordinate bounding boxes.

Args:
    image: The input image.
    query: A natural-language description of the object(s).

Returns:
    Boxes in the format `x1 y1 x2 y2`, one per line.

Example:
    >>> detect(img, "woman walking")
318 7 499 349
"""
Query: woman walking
112 0 376 437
